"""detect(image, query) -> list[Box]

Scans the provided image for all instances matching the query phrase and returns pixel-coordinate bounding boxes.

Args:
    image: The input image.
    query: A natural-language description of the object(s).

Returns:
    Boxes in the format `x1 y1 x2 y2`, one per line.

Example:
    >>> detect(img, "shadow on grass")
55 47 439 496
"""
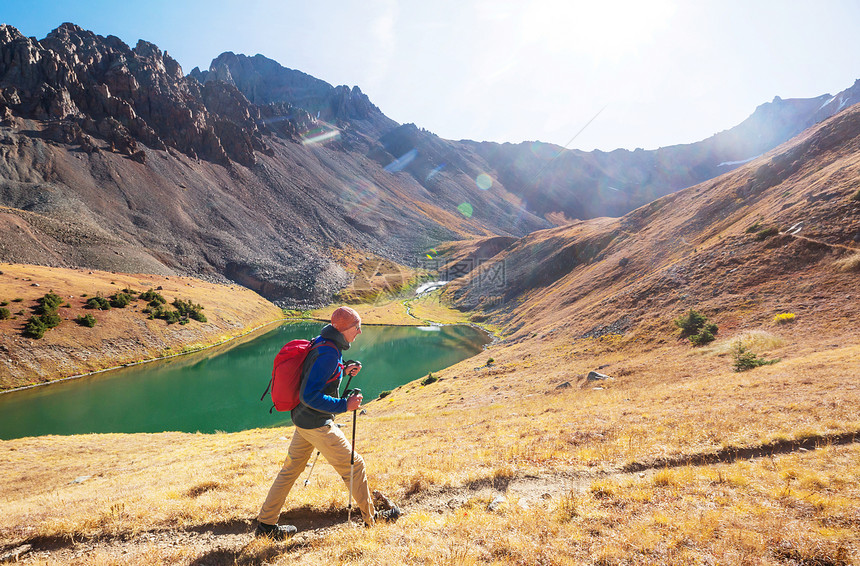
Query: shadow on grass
14 508 350 561
622 430 860 473
188 542 297 566
277 504 357 531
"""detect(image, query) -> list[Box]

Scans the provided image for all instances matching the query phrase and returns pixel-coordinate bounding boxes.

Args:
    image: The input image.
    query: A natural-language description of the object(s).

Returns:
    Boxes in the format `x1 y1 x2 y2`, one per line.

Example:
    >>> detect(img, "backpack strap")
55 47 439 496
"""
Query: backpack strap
310 338 343 384
292 337 343 412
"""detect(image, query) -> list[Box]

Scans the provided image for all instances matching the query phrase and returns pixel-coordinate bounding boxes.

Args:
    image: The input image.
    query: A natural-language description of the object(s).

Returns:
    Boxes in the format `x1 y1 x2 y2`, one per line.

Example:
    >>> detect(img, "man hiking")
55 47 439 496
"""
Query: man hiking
255 306 400 539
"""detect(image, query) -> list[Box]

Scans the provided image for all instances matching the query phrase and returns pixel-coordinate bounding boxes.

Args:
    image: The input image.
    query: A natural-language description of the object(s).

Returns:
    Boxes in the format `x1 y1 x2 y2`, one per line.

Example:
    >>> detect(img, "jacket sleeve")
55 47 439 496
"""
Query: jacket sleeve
299 346 347 414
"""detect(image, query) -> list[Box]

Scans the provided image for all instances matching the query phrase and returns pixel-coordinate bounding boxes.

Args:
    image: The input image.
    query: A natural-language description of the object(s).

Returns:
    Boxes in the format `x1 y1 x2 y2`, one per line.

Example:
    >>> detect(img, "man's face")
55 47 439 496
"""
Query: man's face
342 321 362 343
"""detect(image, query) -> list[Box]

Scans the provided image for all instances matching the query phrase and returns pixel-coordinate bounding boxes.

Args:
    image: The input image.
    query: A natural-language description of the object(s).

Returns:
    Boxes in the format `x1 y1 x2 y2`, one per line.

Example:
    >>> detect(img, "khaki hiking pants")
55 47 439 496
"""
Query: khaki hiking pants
257 423 376 526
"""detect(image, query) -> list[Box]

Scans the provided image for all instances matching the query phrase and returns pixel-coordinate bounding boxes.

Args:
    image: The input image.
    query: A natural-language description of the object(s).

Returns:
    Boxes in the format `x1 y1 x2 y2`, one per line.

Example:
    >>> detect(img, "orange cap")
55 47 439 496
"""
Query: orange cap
331 306 361 332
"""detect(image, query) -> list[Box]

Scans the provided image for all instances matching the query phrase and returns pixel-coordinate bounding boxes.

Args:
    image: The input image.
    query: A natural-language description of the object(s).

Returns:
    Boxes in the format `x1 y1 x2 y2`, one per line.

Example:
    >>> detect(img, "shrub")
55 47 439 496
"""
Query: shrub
421 373 439 386
378 390 392 399
23 312 60 338
834 253 860 272
86 295 111 310
675 309 707 337
35 291 63 315
745 222 763 234
39 312 61 328
674 309 718 346
23 317 47 338
774 313 796 324
172 298 207 323
0 301 8 306
732 343 779 372
755 226 780 240
0 307 10 320
75 314 97 327
690 325 718 346
109 292 133 308
121 288 138 295
12 298 23 302
139 289 166 304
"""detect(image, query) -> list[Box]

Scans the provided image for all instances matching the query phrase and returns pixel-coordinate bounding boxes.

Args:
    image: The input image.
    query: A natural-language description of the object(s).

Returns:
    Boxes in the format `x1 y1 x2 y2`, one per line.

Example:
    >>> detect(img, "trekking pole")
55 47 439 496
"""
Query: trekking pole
347 388 360 525
304 451 321 486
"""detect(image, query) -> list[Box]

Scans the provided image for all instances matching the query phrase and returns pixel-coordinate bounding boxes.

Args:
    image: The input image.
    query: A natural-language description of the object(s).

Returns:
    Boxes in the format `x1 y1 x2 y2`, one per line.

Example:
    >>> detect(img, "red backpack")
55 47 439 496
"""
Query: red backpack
261 339 340 412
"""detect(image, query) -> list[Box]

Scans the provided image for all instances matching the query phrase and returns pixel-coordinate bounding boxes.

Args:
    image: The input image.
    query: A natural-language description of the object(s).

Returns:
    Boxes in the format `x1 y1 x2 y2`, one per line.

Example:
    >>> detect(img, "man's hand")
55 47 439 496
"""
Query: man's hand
346 392 363 412
344 361 362 377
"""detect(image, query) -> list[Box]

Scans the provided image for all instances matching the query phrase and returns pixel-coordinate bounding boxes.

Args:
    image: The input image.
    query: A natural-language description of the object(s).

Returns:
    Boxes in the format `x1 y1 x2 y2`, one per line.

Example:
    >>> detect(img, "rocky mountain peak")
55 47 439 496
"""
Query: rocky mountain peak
0 23 26 43
0 24 322 166
203 51 395 136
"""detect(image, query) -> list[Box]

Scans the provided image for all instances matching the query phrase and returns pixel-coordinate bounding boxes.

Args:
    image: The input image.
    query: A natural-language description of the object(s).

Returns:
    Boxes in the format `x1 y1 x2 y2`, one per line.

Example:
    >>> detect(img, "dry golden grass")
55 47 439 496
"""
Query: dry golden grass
701 329 785 357
1 320 857 564
309 297 421 327
0 263 285 390
834 253 860 272
308 287 495 332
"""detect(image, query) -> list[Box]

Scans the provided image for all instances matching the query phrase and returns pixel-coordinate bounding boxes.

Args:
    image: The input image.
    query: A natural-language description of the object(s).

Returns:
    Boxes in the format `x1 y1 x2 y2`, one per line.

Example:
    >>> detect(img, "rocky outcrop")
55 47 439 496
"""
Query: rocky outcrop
0 23 307 166
202 52 396 138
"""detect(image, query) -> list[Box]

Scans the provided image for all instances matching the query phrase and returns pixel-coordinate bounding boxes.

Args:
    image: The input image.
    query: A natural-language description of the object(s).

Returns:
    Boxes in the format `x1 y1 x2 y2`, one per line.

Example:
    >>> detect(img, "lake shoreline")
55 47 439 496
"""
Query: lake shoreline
0 263 287 391
0 322 492 439
0 317 288 396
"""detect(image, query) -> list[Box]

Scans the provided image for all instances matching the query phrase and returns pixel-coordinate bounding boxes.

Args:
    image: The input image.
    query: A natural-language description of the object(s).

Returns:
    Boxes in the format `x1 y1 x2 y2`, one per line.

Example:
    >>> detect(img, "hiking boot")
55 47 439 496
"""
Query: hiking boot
374 505 401 523
254 521 297 540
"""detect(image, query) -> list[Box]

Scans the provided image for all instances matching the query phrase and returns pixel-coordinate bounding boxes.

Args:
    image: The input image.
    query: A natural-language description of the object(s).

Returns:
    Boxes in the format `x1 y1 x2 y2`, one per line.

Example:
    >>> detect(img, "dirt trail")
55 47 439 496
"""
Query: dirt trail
780 230 860 253
9 432 858 565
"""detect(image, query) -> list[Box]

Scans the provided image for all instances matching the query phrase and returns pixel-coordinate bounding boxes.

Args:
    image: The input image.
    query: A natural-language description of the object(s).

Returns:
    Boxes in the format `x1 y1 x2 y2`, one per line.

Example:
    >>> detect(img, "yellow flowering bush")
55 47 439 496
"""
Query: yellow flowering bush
774 312 796 324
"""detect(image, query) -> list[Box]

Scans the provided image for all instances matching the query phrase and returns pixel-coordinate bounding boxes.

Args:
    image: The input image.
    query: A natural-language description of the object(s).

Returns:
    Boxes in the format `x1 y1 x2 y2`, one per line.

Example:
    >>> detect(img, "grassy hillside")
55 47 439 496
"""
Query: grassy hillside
0 263 285 390
0 317 857 564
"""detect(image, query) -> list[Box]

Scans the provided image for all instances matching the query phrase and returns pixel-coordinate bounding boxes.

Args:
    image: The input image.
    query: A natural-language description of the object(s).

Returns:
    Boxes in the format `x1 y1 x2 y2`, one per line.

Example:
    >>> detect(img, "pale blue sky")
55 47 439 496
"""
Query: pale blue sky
3 0 859 152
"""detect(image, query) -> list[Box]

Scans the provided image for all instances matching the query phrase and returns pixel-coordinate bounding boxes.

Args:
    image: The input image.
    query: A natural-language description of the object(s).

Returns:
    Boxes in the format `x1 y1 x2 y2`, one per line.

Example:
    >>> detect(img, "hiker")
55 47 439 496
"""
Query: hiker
255 306 400 539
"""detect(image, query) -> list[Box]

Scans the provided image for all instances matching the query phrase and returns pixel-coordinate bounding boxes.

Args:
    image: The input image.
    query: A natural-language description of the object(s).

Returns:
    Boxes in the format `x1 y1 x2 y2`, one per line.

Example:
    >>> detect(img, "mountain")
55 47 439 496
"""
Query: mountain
0 23 549 306
1 22 857 305
463 81 860 221
445 100 860 342
191 52 397 140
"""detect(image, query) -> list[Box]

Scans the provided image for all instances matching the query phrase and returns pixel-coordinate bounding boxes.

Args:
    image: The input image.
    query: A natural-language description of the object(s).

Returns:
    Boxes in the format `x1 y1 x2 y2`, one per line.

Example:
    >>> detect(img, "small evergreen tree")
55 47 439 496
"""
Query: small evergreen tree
75 314 97 327
732 343 779 372
674 309 718 346
109 292 133 308
86 294 112 310
35 291 63 315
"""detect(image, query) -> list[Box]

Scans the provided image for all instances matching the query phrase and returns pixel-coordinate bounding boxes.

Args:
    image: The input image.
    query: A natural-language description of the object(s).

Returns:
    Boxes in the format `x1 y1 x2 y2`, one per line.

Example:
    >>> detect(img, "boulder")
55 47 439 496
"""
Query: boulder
587 371 611 381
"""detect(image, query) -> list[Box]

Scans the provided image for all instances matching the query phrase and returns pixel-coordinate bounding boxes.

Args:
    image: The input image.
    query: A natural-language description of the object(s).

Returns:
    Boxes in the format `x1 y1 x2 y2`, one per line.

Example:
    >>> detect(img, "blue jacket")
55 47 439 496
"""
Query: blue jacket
291 324 349 429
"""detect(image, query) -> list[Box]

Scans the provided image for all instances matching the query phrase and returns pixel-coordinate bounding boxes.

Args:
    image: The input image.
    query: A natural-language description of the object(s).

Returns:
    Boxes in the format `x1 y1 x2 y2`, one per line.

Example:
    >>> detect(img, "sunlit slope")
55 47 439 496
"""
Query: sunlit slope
447 102 860 343
0 263 284 389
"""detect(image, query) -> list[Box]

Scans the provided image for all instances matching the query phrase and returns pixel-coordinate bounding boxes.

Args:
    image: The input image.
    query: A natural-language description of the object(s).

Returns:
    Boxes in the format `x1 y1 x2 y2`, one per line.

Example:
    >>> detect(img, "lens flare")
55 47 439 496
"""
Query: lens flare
301 127 341 146
530 141 558 159
457 203 473 218
426 164 445 181
384 149 418 172
476 173 493 190
339 179 381 219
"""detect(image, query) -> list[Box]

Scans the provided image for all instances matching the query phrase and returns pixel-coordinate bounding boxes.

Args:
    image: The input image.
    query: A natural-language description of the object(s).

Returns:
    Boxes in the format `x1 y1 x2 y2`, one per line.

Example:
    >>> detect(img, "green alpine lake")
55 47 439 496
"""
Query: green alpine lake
0 322 491 440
